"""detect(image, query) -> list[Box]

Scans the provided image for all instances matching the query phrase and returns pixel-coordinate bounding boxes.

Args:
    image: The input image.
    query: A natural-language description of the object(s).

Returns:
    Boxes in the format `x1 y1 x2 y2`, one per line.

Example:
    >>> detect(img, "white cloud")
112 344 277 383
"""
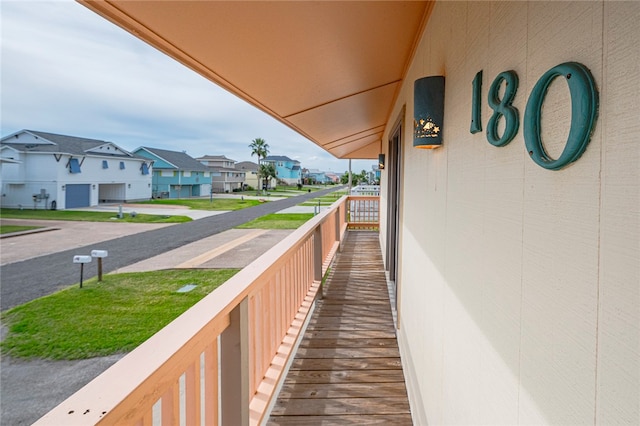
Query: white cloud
0 0 375 173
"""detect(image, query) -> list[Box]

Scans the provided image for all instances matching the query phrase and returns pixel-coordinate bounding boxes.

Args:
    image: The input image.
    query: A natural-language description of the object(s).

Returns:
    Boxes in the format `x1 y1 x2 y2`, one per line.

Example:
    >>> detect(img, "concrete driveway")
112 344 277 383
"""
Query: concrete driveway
68 202 228 220
0 219 173 266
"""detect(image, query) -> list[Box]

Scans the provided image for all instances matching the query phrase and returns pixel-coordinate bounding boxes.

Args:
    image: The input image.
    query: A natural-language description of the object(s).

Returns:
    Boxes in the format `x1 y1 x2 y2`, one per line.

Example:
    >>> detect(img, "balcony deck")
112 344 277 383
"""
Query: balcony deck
267 231 412 425
35 196 398 425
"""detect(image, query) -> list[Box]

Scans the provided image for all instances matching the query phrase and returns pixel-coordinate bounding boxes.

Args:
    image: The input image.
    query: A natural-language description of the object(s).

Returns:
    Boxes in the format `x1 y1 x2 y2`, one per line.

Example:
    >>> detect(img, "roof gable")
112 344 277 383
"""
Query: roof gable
236 161 259 172
1 130 134 158
134 146 209 171
265 155 299 163
85 142 132 157
196 154 236 162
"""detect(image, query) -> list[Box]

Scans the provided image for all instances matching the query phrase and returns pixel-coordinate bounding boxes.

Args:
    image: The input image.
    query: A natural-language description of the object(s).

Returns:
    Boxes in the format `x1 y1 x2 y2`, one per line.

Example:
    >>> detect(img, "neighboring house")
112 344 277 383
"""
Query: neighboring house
196 155 244 193
133 147 211 198
305 168 329 184
262 155 301 186
325 172 340 184
236 161 259 190
0 130 151 209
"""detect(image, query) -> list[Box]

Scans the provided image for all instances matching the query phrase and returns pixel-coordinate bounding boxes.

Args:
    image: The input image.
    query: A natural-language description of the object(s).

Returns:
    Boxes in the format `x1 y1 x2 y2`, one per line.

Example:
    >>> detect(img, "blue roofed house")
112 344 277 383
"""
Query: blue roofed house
1 130 152 209
262 155 301 186
133 147 211 198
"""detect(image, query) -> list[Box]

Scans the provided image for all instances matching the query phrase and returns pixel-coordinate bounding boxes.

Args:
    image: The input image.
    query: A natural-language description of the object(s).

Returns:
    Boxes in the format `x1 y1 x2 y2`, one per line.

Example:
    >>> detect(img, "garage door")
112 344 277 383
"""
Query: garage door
65 184 91 208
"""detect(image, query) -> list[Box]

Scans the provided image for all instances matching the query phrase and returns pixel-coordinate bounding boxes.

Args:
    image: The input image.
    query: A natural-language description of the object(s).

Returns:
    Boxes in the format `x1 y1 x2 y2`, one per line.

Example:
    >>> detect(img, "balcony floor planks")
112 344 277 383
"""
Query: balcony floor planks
267 231 412 425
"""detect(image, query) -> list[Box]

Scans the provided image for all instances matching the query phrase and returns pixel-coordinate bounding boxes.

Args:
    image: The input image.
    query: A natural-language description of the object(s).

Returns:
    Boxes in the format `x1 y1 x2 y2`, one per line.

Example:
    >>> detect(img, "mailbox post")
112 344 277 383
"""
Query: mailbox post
73 255 92 288
91 250 108 282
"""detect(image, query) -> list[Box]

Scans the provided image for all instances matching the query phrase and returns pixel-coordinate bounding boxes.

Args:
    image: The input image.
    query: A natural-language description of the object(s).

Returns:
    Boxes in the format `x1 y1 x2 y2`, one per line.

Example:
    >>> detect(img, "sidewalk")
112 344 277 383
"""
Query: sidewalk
68 203 227 220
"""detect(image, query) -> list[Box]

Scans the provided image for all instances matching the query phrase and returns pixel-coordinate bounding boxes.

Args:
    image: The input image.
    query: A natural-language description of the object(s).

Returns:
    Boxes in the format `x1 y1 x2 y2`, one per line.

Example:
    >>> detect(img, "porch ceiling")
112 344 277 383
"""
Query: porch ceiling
79 1 433 159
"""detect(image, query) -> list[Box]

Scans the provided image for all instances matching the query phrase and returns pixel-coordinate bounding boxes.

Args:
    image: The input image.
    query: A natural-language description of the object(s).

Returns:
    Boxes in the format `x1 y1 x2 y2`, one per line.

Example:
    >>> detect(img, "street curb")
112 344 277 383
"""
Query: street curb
0 227 60 239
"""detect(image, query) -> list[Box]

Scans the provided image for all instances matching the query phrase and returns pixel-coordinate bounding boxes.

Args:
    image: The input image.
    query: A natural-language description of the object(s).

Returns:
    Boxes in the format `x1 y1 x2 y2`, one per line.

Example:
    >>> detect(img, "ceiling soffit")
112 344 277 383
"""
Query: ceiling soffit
80 1 433 159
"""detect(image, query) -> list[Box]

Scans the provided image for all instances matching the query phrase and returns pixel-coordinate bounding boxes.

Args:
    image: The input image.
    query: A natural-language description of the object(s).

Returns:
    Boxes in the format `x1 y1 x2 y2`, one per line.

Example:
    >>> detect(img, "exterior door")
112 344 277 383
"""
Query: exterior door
65 184 91 208
386 122 402 303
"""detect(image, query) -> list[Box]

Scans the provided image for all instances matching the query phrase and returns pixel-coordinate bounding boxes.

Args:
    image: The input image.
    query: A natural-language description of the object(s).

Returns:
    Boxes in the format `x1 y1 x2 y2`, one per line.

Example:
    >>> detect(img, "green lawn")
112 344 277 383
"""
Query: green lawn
298 191 348 206
0 209 191 223
0 269 238 360
236 213 314 229
0 225 42 234
136 198 262 211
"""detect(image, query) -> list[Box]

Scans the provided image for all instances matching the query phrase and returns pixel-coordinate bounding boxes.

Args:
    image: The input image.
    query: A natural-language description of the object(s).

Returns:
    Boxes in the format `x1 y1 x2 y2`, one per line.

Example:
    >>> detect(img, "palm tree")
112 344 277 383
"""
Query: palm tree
249 138 270 190
259 163 277 190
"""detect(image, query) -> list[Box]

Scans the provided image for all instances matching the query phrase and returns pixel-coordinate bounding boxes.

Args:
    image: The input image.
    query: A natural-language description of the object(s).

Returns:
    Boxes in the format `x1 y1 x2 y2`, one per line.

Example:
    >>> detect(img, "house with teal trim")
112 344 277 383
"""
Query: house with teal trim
133 147 211 198
1 130 151 209
304 168 329 184
262 155 301 186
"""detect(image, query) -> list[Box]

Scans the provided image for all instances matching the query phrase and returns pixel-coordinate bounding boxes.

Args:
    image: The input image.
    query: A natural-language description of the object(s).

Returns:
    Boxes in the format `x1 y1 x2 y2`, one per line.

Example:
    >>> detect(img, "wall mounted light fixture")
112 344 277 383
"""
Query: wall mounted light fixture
378 154 385 170
414 76 445 149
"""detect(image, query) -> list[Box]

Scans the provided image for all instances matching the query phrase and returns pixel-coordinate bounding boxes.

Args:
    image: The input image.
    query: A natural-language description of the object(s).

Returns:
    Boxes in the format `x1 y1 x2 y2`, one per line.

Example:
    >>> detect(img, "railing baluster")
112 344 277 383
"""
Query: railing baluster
313 227 323 299
160 382 179 426
184 361 199 426
220 298 249 426
203 341 218 426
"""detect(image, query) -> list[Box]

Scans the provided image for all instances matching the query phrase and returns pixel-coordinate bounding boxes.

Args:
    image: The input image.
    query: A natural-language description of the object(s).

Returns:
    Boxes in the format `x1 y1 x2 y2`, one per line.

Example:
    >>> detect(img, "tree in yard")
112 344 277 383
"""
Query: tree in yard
249 138 270 190
340 171 356 185
259 163 277 190
340 170 369 186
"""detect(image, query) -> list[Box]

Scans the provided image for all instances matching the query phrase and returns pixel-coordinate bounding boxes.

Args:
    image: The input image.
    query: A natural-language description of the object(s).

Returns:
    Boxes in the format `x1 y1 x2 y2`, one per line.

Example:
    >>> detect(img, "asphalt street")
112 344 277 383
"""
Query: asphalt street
0 187 341 310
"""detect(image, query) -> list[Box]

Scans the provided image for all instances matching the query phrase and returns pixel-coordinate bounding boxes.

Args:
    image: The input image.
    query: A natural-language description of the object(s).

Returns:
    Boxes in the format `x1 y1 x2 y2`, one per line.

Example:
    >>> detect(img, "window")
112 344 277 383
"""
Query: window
183 171 191 177
102 160 108 169
141 163 149 175
69 158 81 173
161 170 173 177
119 161 125 170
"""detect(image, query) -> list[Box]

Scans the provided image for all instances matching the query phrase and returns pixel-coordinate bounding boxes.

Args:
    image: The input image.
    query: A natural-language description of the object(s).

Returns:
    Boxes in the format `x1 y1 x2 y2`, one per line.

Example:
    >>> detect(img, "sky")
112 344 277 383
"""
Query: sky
0 0 375 174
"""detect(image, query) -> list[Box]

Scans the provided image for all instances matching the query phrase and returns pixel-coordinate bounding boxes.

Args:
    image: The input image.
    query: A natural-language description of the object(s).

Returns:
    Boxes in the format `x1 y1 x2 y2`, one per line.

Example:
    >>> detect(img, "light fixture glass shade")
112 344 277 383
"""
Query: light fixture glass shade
414 76 445 149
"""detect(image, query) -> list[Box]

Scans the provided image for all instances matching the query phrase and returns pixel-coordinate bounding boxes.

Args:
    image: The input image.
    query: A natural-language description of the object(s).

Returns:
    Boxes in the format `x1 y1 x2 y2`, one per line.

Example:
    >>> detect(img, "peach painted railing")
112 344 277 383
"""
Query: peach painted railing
346 195 380 229
34 195 378 426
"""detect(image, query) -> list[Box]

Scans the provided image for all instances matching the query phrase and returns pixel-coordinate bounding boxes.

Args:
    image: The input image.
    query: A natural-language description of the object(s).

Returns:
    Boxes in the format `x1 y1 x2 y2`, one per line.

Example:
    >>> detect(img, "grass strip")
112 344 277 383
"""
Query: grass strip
0 225 42 234
0 209 191 223
1 269 238 360
236 213 314 229
136 198 262 211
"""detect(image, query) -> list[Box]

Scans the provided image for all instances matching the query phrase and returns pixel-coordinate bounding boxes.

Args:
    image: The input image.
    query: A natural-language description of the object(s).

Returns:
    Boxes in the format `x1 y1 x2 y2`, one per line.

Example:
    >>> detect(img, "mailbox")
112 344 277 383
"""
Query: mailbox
91 250 108 282
91 250 108 258
73 255 92 288
73 255 92 264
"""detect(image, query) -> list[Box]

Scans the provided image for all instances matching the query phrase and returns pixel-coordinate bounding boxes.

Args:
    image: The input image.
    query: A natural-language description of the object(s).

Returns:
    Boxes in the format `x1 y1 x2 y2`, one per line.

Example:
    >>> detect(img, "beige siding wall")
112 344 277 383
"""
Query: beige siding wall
383 1 639 424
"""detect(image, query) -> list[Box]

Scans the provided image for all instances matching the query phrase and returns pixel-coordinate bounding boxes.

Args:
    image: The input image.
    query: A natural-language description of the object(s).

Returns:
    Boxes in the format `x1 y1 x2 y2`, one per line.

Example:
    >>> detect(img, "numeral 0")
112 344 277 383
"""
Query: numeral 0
471 62 598 170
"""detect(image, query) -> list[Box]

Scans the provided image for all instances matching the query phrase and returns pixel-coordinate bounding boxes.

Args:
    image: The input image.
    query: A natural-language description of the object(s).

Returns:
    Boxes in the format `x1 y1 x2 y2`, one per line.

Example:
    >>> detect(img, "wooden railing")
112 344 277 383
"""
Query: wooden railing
34 195 377 426
346 195 380 229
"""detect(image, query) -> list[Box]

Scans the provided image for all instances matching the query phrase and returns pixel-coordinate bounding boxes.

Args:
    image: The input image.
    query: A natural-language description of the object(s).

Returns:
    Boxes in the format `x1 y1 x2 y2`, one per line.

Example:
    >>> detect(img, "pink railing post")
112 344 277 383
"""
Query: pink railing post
220 297 249 426
313 227 323 300
335 206 341 252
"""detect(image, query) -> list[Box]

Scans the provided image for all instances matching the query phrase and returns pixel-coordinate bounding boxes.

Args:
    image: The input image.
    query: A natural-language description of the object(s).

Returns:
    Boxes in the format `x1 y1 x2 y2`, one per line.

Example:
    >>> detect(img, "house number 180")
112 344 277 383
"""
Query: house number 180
470 62 599 171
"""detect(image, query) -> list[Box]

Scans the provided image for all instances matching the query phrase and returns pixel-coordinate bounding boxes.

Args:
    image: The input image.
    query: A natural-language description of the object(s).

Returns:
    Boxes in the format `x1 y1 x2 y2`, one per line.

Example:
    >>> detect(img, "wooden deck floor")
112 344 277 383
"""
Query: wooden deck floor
267 231 412 425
